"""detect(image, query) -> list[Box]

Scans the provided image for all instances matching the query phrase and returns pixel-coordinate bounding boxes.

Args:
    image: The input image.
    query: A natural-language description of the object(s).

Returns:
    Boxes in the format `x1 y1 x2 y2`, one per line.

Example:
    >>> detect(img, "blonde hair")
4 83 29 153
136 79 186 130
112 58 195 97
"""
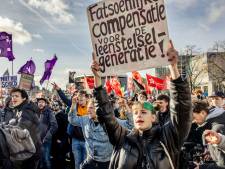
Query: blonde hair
132 101 143 111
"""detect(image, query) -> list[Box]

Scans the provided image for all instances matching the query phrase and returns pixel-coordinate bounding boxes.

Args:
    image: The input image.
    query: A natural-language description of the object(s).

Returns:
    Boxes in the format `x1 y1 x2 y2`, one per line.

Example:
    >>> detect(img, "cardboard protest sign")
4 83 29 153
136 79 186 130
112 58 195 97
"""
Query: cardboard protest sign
0 76 17 88
87 0 169 76
19 73 34 91
69 71 76 83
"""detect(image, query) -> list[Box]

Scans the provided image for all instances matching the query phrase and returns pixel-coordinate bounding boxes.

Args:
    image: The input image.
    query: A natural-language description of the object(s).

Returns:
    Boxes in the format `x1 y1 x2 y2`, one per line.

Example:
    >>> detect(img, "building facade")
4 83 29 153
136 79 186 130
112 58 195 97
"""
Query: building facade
155 52 225 96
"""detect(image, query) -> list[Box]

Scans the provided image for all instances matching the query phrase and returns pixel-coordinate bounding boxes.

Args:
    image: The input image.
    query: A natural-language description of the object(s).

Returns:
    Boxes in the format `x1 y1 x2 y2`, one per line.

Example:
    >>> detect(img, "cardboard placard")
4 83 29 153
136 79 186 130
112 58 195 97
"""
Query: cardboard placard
19 73 34 91
87 0 169 76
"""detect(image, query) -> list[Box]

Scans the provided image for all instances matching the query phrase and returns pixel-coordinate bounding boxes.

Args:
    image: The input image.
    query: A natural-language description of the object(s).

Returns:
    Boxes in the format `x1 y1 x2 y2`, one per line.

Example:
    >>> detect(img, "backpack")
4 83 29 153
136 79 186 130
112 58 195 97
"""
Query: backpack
0 125 36 161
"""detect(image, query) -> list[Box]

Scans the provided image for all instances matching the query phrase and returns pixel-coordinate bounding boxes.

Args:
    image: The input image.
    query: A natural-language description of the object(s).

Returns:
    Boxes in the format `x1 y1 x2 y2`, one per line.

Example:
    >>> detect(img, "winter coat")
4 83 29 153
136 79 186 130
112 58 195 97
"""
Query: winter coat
13 101 41 148
158 110 170 126
52 110 70 156
94 77 192 169
200 107 225 169
218 134 225 153
38 106 58 143
0 107 15 124
53 110 69 141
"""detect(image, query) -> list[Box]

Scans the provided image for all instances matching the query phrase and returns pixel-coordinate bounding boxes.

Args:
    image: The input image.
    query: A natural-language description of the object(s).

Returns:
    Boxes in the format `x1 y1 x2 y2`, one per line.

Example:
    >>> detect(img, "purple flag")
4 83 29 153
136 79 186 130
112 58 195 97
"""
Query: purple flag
18 59 36 75
40 55 57 85
0 32 15 61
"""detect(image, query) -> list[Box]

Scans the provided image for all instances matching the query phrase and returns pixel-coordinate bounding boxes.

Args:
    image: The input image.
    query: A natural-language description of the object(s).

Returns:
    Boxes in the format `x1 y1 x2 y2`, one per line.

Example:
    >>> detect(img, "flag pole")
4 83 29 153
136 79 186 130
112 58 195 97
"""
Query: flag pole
12 60 14 75
46 80 49 91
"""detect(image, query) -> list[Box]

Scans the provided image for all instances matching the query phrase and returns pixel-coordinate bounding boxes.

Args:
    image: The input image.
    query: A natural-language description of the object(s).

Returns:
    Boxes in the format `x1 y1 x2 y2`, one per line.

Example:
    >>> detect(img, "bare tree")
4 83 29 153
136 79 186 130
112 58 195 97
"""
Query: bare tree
220 41 225 51
180 45 207 92
207 51 225 92
212 41 225 52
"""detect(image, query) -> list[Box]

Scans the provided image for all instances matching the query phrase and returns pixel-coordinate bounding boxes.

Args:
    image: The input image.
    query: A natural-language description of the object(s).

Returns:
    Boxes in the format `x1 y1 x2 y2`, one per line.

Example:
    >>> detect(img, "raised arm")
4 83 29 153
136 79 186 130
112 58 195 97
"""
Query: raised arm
52 82 72 107
92 53 128 146
164 41 192 147
68 97 84 127
116 99 134 130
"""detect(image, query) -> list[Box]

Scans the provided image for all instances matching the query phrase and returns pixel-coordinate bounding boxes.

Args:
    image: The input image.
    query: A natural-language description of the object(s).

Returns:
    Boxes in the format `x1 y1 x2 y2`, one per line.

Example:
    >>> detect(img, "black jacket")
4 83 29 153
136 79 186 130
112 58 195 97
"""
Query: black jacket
0 107 15 124
158 110 170 126
14 101 41 147
94 77 192 169
38 106 58 143
53 110 68 141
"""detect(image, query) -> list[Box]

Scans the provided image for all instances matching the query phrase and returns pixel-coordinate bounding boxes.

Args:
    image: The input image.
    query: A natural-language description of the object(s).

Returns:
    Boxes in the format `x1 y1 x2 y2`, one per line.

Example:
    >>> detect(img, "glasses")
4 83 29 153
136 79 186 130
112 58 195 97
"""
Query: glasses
52 104 59 107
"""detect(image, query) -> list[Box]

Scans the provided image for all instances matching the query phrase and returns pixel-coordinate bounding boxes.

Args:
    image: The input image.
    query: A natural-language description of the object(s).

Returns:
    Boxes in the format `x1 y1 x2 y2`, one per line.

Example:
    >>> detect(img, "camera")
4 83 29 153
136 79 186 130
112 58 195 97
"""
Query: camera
180 142 205 169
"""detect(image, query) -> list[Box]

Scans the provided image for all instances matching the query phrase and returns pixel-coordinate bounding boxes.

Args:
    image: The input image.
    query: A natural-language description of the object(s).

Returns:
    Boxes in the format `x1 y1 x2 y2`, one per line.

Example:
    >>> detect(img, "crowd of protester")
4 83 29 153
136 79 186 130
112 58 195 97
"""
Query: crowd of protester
0 42 225 169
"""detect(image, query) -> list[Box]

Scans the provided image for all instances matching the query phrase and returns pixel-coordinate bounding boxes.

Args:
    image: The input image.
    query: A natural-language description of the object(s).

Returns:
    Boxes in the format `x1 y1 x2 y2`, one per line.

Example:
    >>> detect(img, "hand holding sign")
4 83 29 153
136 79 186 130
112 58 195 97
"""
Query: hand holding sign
91 53 100 77
167 40 178 66
87 0 169 76
167 40 180 80
91 53 102 88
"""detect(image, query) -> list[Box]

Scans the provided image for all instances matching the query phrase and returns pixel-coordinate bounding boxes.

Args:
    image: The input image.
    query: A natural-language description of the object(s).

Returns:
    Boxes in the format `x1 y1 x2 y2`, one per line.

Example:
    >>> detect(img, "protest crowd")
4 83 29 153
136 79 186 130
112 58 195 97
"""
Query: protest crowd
0 42 224 169
0 0 225 169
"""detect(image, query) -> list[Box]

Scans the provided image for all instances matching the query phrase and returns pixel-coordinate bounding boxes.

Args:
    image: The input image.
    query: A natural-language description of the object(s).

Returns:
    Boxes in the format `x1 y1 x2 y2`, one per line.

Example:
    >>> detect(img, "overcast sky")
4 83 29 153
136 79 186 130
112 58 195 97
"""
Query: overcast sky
0 0 225 89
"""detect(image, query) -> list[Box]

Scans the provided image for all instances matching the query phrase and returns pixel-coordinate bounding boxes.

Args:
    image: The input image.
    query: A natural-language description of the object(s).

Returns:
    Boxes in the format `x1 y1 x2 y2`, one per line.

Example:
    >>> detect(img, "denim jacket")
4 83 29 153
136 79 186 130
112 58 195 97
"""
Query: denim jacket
68 105 133 162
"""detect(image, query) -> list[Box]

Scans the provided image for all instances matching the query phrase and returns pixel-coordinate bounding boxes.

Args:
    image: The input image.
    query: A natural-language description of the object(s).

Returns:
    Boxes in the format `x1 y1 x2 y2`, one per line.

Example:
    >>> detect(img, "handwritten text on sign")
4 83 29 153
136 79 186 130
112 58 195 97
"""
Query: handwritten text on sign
19 73 34 91
87 0 169 76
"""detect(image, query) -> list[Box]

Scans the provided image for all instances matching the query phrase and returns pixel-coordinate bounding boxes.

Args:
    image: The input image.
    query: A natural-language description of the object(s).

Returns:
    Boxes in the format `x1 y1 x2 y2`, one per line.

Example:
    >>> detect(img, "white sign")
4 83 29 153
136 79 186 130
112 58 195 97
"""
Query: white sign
87 0 170 76
0 76 17 88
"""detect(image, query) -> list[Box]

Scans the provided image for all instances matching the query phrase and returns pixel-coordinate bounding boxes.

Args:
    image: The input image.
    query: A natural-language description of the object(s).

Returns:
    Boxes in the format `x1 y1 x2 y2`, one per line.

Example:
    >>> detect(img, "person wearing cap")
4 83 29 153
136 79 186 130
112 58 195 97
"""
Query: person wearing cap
209 91 225 109
91 41 192 169
37 97 58 169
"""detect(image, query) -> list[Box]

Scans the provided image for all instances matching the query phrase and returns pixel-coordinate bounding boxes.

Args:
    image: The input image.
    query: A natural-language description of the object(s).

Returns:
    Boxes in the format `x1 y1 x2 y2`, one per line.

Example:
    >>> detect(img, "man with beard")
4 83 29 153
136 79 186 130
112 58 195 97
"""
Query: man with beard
37 98 58 169
51 101 70 169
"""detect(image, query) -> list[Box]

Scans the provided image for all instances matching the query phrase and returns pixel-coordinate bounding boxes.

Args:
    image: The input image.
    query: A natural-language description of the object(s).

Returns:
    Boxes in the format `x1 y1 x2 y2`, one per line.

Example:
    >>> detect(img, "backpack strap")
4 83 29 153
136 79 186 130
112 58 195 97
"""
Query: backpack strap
160 141 175 169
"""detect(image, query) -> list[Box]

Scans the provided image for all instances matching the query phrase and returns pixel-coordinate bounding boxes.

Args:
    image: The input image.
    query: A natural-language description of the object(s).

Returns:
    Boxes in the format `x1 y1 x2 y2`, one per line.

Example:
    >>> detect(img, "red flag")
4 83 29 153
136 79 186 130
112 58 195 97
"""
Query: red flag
127 77 134 92
132 71 143 85
146 74 167 90
111 77 123 97
85 77 94 89
145 84 152 94
104 77 113 94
